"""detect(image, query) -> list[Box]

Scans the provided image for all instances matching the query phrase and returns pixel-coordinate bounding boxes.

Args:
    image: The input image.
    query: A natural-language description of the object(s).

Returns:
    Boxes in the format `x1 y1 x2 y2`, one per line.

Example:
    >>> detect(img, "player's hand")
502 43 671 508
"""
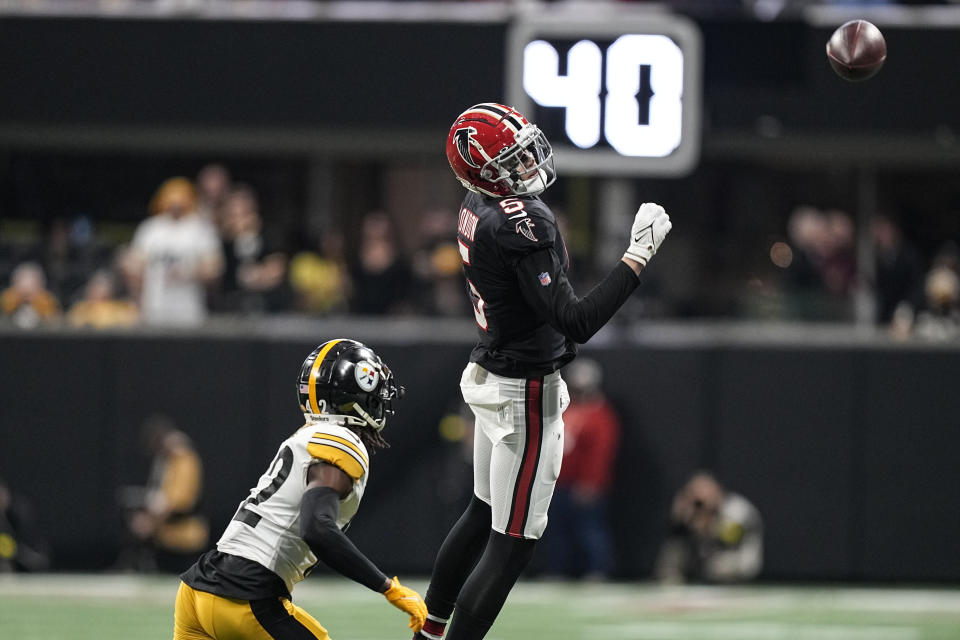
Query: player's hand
383 576 427 632
624 202 672 266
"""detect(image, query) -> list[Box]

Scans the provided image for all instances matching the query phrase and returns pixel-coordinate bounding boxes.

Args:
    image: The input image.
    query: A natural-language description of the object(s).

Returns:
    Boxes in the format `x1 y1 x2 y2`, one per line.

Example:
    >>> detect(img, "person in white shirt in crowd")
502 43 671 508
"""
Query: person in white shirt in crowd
125 177 224 327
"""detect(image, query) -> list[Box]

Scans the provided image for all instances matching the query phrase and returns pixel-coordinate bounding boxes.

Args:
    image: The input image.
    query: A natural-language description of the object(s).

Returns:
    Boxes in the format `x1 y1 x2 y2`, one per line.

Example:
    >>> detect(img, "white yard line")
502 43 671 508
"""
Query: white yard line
507 581 960 616
592 621 921 640
1 575 958 617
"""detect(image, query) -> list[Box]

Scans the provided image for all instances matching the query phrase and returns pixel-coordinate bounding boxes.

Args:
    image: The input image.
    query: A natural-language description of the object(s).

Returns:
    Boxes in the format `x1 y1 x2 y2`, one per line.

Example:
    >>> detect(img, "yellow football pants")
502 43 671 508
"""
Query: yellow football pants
173 581 329 640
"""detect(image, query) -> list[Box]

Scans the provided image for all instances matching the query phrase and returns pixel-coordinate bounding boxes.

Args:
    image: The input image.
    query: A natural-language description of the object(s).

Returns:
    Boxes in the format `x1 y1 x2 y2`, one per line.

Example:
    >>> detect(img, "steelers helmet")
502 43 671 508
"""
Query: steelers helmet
297 339 402 431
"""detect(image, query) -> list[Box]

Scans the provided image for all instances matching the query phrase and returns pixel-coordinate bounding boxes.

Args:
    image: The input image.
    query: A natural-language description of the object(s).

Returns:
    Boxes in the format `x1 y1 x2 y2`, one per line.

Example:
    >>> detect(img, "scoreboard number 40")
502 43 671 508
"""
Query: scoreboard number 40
523 36 683 157
506 13 702 176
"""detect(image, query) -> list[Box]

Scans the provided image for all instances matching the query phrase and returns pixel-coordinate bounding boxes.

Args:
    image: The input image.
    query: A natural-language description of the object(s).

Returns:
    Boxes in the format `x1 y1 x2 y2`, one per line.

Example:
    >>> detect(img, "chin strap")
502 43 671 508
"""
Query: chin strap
515 168 548 195
348 402 387 432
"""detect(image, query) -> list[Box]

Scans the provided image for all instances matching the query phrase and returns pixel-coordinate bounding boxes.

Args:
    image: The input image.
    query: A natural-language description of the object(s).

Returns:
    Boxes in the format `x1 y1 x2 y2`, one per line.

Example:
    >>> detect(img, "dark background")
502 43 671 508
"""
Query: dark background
0 17 957 136
1 326 957 582
0 19 504 129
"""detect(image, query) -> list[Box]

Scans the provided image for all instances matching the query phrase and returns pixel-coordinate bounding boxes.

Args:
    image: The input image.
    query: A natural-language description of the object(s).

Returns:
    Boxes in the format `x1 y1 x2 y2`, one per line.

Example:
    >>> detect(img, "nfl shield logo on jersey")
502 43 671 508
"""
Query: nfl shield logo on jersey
538 272 552 286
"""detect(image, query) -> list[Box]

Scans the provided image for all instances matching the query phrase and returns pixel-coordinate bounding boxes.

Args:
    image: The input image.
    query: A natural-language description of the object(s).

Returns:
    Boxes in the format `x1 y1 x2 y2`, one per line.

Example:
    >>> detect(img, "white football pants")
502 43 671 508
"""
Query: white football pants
460 362 569 539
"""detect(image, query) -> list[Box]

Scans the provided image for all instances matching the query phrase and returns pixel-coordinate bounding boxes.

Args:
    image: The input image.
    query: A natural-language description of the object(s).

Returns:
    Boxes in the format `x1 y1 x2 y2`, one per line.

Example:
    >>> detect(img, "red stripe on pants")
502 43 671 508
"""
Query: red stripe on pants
507 378 543 537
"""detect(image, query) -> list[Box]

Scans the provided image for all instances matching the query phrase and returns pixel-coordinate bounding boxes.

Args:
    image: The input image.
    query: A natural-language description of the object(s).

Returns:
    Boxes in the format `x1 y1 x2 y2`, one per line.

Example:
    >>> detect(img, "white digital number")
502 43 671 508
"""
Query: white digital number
523 40 602 149
522 35 684 157
605 35 683 157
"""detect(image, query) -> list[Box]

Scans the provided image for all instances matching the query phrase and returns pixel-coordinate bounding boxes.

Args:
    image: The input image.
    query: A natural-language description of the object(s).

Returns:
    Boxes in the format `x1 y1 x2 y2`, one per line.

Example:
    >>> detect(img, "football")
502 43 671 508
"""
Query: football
826 19 887 82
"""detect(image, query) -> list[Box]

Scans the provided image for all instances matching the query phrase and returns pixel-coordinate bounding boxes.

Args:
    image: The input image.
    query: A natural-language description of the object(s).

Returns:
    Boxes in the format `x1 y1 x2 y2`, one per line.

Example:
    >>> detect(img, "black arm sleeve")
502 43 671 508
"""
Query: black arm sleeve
299 486 389 592
516 250 640 344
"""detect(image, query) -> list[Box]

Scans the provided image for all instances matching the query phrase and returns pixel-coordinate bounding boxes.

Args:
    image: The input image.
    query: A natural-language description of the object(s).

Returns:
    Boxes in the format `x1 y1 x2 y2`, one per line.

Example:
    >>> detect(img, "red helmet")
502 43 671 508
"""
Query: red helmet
445 102 556 198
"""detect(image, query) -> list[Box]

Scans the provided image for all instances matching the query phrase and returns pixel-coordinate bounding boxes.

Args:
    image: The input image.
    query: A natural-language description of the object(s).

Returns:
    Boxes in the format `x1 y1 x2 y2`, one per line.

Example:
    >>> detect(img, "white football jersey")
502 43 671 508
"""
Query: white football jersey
216 417 370 594
131 212 222 326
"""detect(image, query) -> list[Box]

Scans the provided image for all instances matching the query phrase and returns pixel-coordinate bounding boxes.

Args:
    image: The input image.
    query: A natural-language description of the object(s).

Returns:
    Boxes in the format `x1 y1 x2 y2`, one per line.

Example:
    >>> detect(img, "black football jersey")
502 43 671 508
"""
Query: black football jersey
456 191 641 378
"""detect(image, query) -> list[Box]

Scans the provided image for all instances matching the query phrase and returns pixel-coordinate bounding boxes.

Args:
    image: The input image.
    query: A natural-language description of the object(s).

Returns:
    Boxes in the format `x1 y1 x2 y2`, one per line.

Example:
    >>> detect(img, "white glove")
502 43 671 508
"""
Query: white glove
624 202 672 266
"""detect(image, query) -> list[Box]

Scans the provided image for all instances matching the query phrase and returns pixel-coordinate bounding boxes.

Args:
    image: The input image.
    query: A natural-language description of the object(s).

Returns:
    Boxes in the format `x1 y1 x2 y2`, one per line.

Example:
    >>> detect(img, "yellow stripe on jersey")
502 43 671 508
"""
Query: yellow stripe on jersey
313 432 368 466
308 339 343 414
307 441 366 480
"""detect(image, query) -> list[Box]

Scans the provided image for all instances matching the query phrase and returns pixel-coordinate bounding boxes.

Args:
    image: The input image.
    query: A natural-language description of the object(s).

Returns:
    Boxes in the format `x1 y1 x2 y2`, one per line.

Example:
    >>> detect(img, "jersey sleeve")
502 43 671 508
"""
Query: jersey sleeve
306 430 369 481
516 250 640 344
493 199 559 267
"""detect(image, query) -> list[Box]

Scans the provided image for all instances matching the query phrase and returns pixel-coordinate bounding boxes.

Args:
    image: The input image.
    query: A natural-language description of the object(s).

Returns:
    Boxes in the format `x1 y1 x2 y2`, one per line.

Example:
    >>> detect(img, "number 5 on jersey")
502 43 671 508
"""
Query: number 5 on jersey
467 279 488 331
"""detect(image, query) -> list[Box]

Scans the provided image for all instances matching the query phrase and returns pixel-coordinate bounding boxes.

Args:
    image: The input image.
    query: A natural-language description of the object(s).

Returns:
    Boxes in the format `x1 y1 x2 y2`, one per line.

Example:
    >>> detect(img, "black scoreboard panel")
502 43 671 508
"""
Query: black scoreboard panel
506 13 702 176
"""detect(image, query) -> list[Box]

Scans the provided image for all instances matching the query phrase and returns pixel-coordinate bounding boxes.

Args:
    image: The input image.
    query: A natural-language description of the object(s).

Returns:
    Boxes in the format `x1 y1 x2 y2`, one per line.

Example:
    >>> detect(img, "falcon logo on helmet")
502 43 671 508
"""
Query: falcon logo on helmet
445 102 556 198
453 127 482 168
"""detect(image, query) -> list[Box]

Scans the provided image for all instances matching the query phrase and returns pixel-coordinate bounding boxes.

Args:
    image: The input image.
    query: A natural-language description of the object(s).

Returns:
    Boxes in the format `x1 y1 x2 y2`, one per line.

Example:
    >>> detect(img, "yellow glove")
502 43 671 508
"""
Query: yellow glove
383 576 427 632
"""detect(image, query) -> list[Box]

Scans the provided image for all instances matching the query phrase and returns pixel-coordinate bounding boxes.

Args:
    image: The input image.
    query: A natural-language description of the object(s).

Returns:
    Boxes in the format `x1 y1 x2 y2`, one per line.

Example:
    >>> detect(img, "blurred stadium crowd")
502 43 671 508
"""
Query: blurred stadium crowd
0 163 476 329
2 160 958 340
7 0 960 22
17 0 959 8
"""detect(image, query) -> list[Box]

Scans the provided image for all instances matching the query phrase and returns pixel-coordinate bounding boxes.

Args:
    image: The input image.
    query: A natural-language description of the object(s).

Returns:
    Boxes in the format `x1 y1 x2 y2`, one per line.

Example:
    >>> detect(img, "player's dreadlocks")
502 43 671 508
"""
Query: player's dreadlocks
350 423 390 453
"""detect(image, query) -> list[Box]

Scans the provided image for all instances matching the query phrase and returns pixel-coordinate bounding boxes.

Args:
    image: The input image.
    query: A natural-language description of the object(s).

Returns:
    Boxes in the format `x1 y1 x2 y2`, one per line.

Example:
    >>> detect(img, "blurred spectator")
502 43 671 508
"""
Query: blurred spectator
784 205 829 294
824 1 895 5
914 265 960 340
123 177 224 326
655 471 763 584
110 243 138 300
67 269 139 329
892 264 960 341
288 230 352 314
0 476 50 573
348 211 413 315
783 205 855 319
821 209 857 296
29 216 105 306
216 184 290 313
0 261 61 328
411 208 471 317
873 214 925 325
543 358 620 580
195 163 232 229
115 415 208 573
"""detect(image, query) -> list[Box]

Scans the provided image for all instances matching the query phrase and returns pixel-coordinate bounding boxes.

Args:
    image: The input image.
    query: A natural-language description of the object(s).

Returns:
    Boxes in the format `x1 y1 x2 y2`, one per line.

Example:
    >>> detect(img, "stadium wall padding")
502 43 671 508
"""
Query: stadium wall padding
1 331 958 582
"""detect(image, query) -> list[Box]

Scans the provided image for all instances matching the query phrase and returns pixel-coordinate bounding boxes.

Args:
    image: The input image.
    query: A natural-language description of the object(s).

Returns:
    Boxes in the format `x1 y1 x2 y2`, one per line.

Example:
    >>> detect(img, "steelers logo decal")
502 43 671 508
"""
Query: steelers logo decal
354 360 380 392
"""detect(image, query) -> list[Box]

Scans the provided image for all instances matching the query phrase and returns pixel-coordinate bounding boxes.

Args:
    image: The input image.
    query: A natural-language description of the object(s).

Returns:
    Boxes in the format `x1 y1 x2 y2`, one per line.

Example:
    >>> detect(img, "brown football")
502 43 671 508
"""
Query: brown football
826 19 887 82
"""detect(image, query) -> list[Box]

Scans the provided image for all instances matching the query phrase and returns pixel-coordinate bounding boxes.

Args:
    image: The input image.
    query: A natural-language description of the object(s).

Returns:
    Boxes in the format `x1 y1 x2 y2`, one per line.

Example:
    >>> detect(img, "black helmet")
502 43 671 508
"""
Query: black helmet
297 339 403 431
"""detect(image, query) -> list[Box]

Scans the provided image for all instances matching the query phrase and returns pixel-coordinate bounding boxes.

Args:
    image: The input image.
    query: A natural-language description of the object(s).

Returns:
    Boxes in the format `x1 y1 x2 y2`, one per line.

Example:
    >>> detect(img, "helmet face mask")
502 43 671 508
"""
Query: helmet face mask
446 103 556 198
297 339 403 432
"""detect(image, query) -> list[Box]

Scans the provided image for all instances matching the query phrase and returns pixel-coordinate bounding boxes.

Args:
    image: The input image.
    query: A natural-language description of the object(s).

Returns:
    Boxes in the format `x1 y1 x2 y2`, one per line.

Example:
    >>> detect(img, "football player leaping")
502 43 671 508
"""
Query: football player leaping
174 339 426 640
414 103 672 640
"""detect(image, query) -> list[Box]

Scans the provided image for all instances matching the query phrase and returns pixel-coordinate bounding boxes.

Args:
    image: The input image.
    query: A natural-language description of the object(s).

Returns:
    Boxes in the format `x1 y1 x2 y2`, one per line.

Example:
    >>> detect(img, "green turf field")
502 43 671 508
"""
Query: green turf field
0 574 958 640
